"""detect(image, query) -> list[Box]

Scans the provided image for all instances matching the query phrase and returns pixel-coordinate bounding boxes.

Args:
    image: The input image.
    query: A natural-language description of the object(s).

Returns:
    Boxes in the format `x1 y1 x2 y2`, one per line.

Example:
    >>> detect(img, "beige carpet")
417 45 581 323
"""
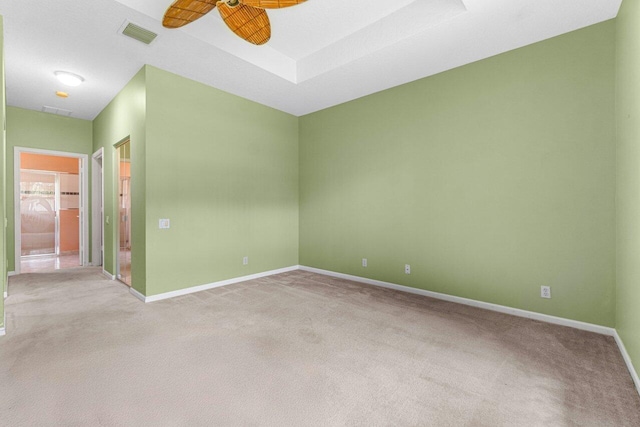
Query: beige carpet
1 268 639 426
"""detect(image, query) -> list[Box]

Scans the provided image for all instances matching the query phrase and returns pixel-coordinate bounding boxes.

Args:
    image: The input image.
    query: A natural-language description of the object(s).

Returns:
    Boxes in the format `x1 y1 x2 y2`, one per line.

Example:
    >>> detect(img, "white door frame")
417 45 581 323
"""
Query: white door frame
91 148 104 269
14 147 90 274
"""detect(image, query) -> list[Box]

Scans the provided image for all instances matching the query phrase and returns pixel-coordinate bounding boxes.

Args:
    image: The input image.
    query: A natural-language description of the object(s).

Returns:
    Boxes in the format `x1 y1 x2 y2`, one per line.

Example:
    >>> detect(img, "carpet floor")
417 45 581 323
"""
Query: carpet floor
1 268 639 426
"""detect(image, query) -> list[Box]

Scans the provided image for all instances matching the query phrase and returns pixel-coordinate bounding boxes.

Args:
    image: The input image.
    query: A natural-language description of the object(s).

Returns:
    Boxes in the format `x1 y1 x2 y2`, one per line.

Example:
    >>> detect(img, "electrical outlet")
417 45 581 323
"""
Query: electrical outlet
405 264 411 274
541 286 551 299
243 256 249 266
362 258 367 267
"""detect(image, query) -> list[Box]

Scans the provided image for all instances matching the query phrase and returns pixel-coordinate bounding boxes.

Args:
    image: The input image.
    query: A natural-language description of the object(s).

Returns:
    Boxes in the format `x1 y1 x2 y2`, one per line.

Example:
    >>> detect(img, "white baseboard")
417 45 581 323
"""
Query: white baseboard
102 269 115 280
614 331 640 396
7 271 16 277
3 291 6 299
120 262 639 396
300 266 640 395
129 287 146 302
132 265 300 303
299 266 615 336
0 327 4 336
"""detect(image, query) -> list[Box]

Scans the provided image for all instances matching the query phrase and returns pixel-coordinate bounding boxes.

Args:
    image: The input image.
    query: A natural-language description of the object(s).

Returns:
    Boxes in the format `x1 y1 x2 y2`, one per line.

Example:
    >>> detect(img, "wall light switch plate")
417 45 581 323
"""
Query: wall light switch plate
243 256 249 265
159 219 170 229
362 258 367 267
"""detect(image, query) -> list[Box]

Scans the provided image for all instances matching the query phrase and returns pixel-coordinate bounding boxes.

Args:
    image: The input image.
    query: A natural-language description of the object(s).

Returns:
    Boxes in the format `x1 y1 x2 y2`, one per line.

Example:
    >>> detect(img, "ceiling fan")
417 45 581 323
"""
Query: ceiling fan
162 0 307 46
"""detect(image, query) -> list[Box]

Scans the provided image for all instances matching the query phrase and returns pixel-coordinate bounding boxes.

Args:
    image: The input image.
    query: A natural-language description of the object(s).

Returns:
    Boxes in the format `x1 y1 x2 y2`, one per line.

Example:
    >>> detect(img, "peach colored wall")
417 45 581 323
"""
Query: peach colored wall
60 210 79 253
21 153 78 173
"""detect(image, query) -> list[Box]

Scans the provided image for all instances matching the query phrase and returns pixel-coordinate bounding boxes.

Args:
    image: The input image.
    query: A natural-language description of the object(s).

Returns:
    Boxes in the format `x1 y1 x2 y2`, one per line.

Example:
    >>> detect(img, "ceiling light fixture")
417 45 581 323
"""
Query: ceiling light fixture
54 71 84 87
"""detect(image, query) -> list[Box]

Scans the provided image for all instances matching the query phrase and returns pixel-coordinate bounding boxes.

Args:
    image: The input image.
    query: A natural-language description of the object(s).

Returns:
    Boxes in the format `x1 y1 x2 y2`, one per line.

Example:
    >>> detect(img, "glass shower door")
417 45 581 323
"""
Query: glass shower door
20 171 57 256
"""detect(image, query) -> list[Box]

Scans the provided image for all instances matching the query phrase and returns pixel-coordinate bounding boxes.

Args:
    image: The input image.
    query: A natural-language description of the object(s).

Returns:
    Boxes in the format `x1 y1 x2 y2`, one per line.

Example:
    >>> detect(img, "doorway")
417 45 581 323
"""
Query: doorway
116 140 132 287
14 148 89 274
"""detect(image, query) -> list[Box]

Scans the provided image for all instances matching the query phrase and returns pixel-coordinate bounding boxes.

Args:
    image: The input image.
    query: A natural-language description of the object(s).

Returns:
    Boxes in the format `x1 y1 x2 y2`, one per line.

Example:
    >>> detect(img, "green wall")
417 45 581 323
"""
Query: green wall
1 16 6 331
0 13 629 349
299 22 617 326
144 66 298 296
5 107 93 273
616 0 640 381
92 67 146 295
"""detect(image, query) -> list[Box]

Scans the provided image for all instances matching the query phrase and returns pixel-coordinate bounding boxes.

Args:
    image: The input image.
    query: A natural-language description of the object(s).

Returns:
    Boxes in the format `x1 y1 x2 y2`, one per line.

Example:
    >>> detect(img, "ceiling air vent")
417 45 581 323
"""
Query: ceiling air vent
42 106 73 117
121 21 157 45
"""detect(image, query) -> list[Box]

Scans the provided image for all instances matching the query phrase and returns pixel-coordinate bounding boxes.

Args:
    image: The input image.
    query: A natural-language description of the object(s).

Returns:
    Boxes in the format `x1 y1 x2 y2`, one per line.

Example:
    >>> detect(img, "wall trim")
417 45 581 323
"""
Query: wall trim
121 263 638 395
6 271 16 299
91 148 104 268
129 287 146 302
131 265 300 303
299 266 616 336
102 270 115 280
301 266 640 395
614 331 640 396
0 310 5 336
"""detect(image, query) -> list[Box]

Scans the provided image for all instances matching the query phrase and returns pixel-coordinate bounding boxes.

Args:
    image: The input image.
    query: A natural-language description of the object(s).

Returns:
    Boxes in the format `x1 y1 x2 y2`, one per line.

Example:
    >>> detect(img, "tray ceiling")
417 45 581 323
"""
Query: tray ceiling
0 0 623 120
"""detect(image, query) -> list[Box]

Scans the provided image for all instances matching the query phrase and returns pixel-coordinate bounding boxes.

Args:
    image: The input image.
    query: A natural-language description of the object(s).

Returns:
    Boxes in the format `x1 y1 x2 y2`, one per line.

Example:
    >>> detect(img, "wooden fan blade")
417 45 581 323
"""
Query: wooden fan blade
240 0 306 9
218 3 271 45
163 0 218 29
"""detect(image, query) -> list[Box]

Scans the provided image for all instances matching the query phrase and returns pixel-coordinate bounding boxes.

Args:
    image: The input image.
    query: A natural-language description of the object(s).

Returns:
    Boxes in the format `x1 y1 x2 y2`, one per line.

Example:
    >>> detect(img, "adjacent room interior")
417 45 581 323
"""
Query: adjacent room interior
0 0 639 424
18 152 82 273
116 139 131 287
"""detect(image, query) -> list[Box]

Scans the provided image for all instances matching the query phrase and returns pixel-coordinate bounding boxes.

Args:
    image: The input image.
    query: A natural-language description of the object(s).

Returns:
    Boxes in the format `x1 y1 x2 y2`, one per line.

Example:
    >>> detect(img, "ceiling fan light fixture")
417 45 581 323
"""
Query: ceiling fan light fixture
54 71 84 87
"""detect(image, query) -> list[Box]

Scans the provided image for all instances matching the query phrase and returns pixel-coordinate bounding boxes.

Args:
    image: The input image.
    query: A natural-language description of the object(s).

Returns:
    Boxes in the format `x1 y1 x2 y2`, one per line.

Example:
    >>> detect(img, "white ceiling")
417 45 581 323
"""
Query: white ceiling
0 0 623 121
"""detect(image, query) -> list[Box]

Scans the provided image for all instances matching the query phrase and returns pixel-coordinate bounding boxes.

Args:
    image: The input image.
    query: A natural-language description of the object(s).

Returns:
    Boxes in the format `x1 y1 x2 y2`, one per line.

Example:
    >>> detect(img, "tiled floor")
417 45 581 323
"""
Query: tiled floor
20 252 82 273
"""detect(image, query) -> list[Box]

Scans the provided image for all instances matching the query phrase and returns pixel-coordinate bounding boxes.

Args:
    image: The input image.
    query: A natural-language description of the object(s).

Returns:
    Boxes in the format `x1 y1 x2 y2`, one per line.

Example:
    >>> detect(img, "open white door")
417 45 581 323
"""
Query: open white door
92 149 104 268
